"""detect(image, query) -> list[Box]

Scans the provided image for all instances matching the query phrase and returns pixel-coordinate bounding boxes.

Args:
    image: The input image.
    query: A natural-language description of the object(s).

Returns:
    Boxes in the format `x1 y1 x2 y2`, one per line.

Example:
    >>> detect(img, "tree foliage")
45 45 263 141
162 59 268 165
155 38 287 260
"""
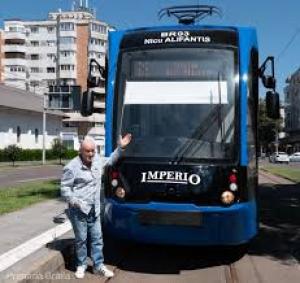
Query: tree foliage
51 139 67 164
258 98 282 153
4 145 21 166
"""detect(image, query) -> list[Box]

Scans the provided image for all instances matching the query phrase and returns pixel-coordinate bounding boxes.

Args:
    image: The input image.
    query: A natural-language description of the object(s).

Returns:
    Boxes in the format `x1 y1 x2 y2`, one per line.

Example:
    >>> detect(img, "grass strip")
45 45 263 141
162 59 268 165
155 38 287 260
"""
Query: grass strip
260 164 300 183
0 180 60 215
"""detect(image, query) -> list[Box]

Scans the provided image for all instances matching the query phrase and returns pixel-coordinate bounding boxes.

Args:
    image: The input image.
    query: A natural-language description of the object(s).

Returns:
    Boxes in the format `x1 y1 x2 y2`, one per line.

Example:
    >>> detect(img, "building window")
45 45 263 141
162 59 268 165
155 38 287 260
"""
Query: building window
17 126 21 143
60 22 74 31
35 129 39 143
30 41 39 47
47 80 56 86
30 54 39 60
30 26 39 33
90 38 106 47
47 67 55 73
60 37 76 44
60 65 75 71
5 52 25 59
47 26 55 33
60 78 75 86
47 53 56 61
46 40 56 46
30 81 39 87
8 65 25 72
30 67 40 73
9 26 24 32
60 51 75 57
91 23 107 34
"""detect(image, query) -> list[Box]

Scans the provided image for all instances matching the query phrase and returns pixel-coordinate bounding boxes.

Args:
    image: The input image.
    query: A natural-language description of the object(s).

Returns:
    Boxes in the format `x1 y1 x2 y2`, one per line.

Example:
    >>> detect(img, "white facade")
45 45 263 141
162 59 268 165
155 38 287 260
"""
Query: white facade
0 108 62 150
0 84 65 150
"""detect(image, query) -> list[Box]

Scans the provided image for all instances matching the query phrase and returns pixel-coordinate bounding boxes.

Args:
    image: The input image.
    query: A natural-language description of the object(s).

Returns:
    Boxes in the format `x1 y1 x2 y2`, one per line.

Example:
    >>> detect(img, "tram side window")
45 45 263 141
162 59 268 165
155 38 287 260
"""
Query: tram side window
247 48 258 161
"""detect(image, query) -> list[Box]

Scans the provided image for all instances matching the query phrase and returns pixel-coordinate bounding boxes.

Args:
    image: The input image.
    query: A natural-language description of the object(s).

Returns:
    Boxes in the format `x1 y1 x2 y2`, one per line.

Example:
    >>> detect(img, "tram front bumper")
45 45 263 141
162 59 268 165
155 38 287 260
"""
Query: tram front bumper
103 200 257 246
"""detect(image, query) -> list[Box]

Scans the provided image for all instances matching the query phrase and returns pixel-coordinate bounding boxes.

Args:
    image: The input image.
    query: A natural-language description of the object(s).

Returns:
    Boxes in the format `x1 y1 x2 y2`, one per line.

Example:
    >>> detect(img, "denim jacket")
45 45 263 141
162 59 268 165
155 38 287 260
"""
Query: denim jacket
61 147 122 216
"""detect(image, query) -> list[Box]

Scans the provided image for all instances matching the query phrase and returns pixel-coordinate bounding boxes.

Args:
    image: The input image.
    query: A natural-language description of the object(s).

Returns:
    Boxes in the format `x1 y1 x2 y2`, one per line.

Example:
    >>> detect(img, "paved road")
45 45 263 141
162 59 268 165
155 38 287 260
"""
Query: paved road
0 165 63 188
55 171 300 282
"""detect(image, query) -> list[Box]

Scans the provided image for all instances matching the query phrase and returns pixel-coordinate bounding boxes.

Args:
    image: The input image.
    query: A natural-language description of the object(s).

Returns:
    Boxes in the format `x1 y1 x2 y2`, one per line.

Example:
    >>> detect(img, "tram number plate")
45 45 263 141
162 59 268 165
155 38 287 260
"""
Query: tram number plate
138 211 202 227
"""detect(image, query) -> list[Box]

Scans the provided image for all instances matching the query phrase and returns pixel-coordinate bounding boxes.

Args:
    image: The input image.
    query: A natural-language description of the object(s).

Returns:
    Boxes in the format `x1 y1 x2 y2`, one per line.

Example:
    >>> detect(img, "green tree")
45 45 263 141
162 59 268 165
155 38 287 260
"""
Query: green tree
51 139 67 165
4 145 21 166
258 98 282 154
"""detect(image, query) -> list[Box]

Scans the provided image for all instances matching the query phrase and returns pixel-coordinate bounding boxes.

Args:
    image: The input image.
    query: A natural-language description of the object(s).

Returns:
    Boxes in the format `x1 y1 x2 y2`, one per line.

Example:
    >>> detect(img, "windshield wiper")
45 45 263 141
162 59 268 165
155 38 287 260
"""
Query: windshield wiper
171 73 225 164
217 72 225 144
171 105 221 164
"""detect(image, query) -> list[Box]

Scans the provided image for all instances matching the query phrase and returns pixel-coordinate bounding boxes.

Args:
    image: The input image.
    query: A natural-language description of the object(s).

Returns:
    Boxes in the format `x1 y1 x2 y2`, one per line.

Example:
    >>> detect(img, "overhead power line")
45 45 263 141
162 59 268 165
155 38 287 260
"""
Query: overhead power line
277 28 300 62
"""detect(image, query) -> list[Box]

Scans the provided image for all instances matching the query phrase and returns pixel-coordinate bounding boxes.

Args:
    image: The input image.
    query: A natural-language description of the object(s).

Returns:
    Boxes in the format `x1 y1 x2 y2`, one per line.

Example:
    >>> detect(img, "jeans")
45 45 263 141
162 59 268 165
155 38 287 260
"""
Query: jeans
68 205 104 268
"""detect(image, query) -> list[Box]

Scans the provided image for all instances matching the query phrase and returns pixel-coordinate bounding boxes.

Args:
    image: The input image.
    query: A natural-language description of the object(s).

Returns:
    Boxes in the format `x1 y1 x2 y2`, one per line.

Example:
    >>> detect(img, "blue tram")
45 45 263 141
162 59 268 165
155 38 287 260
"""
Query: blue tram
83 6 278 245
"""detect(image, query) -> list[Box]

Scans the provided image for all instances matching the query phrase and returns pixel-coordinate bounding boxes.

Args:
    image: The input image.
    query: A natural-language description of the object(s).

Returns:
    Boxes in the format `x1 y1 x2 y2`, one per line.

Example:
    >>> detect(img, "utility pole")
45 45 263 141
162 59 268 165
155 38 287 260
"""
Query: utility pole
275 128 279 154
42 94 47 164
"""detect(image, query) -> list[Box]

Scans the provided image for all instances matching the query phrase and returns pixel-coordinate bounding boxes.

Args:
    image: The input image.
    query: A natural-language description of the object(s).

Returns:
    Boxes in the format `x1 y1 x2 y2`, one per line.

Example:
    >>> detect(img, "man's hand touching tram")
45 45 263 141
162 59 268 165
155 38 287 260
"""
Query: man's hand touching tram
118 133 132 150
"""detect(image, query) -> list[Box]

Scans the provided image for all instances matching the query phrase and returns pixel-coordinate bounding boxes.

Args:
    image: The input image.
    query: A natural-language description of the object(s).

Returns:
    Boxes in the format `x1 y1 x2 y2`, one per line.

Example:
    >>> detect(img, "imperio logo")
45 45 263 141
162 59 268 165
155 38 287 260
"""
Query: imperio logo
141 171 201 185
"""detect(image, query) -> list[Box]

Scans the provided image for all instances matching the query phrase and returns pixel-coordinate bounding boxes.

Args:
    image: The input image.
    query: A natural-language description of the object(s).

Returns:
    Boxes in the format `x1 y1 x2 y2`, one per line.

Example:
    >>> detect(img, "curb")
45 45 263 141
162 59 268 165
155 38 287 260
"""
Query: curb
0 231 74 283
259 168 296 184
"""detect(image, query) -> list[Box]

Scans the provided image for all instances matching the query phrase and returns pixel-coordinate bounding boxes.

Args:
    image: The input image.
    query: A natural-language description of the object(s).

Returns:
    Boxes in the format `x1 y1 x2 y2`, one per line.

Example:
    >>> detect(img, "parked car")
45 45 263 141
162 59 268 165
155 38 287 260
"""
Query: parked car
269 152 290 164
289 152 300 162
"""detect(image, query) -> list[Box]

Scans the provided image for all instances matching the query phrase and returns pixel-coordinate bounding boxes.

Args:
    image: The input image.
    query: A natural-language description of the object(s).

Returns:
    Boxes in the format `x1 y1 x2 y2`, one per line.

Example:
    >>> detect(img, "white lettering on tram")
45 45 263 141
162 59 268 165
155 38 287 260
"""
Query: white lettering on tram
144 30 211 45
141 171 201 185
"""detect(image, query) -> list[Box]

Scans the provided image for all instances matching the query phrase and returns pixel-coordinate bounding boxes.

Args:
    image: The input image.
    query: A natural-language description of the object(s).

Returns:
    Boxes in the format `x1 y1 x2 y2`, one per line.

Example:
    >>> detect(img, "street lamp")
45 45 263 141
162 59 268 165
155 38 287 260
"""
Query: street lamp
42 93 47 164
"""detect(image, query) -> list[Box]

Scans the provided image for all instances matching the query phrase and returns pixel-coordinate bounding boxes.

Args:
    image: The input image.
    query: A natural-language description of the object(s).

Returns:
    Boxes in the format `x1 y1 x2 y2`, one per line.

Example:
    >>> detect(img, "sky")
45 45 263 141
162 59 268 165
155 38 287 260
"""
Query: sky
1 0 300 98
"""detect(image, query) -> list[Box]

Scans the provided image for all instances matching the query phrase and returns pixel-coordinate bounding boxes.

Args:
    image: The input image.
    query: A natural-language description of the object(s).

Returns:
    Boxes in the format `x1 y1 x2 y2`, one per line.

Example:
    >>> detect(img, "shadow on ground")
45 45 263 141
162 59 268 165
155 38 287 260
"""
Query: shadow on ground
103 239 248 274
249 182 300 264
52 182 300 275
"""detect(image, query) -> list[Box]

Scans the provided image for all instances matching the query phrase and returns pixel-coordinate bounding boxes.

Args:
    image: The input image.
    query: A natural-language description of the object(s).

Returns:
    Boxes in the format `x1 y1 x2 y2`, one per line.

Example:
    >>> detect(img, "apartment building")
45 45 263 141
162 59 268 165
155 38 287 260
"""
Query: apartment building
0 30 4 83
2 10 107 93
0 2 109 152
284 69 300 151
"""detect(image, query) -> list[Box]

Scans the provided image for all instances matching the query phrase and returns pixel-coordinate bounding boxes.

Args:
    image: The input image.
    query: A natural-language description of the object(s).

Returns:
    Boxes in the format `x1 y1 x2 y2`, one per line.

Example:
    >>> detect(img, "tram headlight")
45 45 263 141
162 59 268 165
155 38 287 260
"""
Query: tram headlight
229 183 238 192
111 179 118 187
221 191 235 205
115 187 126 199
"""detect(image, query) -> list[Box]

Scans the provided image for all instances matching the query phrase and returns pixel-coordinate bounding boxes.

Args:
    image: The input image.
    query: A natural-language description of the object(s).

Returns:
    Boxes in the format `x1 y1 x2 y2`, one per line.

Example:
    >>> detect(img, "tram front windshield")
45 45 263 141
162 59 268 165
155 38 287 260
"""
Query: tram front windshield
116 48 237 162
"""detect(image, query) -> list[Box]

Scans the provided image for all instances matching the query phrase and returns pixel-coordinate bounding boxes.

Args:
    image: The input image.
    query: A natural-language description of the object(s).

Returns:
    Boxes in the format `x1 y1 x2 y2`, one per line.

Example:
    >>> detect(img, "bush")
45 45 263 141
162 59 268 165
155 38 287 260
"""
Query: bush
4 145 21 166
64 150 78 159
51 139 67 159
0 146 78 163
19 149 42 161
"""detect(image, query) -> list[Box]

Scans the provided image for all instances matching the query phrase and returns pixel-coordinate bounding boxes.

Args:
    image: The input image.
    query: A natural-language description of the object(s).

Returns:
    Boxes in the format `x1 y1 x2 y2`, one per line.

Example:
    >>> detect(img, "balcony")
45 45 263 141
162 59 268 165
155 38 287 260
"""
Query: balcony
4 45 26 53
60 30 77 37
59 56 76 65
28 60 43 67
3 58 27 66
4 31 26 41
90 31 107 40
60 69 77 79
59 43 77 51
88 44 106 53
5 72 27 80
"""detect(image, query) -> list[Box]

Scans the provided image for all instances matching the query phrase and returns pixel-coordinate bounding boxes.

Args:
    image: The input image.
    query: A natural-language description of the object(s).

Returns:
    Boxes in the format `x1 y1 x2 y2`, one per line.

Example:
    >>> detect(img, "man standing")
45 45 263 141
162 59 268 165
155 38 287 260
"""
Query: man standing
61 134 131 279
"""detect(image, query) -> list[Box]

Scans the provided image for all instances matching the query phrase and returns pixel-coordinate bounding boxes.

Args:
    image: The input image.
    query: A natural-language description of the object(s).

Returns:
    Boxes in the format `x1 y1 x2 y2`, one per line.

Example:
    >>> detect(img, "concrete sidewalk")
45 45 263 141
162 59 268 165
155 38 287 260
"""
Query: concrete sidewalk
0 199 68 256
0 199 73 281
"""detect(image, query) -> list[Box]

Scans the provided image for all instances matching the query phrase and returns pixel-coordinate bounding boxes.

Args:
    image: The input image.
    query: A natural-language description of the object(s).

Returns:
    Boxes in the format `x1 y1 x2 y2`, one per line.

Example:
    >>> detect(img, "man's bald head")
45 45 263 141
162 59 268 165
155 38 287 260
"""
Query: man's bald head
80 136 96 166
80 136 96 150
